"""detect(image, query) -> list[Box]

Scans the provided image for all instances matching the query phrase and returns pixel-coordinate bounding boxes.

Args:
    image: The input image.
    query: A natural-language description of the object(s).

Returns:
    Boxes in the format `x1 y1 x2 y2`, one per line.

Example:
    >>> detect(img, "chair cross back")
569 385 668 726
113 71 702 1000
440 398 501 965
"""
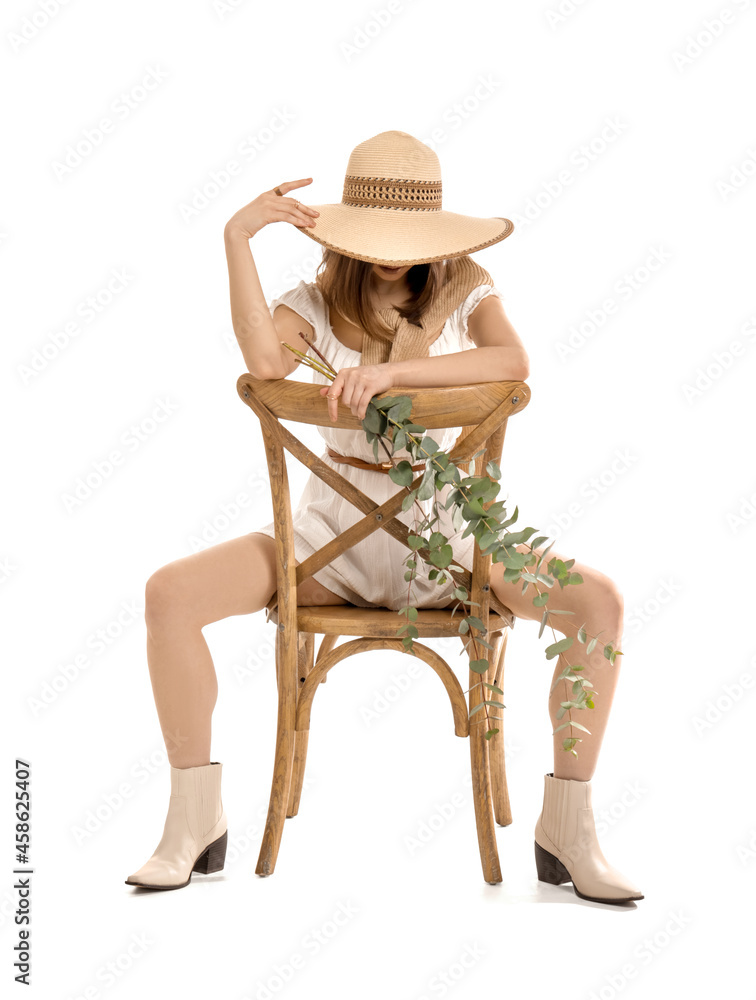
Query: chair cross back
236 375 530 625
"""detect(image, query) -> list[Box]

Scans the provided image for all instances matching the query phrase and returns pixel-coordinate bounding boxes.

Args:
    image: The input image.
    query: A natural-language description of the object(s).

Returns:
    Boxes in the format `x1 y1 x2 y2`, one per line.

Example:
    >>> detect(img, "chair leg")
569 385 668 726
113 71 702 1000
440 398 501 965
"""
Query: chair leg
487 630 512 827
256 629 297 877
287 633 314 817
468 652 503 885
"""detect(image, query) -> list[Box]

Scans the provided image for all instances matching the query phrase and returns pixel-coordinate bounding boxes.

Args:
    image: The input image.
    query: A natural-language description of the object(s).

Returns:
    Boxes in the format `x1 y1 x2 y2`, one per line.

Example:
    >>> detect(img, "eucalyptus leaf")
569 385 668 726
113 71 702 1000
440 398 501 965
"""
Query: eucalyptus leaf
388 461 415 487
362 403 385 433
545 636 574 659
371 395 403 411
469 659 490 674
429 545 453 568
569 721 592 734
401 491 416 511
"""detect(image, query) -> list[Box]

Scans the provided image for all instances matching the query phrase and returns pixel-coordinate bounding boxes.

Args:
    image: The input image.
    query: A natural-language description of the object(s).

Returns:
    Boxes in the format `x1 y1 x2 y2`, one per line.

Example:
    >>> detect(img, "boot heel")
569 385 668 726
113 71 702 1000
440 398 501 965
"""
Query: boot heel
193 830 227 874
534 840 572 885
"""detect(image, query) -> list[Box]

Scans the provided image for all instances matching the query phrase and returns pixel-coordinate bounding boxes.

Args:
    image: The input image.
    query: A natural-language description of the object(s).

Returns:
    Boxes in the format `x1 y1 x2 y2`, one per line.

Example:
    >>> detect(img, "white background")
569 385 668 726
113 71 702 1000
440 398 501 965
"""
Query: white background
3 0 756 996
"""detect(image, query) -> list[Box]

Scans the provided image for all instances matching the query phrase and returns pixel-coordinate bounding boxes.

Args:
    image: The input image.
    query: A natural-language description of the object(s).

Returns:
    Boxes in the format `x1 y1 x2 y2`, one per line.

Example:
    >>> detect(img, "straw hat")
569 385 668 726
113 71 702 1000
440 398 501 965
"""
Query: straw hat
278 130 514 267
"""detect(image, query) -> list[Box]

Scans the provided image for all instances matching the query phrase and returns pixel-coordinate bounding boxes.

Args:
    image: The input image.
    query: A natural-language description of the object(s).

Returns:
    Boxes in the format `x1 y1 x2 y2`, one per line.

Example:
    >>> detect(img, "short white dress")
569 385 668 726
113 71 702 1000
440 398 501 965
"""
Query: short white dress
253 279 505 611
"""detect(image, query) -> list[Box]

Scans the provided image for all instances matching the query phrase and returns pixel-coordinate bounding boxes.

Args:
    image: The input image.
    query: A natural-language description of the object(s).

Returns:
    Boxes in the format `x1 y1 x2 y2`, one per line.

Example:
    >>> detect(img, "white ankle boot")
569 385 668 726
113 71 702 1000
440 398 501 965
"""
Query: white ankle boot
534 772 644 903
125 761 227 890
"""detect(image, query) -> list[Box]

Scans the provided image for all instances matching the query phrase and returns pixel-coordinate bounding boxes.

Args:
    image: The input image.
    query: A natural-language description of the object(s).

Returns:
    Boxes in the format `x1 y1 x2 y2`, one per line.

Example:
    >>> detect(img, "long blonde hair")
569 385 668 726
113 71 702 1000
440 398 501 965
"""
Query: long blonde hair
314 249 462 347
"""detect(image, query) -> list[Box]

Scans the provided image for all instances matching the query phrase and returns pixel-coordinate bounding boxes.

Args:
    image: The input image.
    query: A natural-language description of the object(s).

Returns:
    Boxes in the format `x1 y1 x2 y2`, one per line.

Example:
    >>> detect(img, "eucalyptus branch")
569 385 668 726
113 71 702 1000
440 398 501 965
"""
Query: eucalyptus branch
281 340 623 755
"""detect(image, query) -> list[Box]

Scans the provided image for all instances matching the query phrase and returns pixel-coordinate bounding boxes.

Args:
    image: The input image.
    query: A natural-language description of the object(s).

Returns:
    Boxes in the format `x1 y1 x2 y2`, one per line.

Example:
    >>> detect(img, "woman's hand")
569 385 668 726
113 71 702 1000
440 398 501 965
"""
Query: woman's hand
319 364 394 422
224 178 320 240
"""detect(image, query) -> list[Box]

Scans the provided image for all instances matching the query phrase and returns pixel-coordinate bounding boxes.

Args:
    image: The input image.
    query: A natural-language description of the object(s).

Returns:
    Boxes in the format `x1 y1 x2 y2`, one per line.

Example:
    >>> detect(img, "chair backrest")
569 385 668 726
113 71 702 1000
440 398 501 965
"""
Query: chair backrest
236 376 530 631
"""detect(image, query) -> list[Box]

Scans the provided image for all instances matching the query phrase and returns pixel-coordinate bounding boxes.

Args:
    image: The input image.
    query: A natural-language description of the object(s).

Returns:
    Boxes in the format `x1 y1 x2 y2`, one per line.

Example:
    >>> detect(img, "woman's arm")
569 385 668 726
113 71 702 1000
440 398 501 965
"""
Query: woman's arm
223 180 320 379
224 227 293 379
389 345 527 389
388 294 530 388
320 294 530 422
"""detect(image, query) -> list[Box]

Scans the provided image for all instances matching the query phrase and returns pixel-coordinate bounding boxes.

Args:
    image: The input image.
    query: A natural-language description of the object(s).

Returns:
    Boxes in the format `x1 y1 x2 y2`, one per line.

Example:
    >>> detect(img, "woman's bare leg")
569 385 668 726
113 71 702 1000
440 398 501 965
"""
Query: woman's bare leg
144 531 348 768
488 541 624 781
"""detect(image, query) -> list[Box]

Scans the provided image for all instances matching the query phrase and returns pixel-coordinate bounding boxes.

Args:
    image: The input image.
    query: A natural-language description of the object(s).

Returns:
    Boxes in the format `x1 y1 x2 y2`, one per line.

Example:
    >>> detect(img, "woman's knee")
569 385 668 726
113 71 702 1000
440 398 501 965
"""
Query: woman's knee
144 561 200 632
576 566 624 625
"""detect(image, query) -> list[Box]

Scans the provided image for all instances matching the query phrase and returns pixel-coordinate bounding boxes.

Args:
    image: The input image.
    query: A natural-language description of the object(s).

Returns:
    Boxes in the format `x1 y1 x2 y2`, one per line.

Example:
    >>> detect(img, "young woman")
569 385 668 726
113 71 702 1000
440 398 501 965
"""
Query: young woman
125 131 643 904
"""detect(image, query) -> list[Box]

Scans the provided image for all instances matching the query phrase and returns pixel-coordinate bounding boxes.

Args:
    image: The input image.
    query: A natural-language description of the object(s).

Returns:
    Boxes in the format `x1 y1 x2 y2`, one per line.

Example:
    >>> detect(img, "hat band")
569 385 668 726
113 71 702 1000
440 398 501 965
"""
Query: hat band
342 175 442 211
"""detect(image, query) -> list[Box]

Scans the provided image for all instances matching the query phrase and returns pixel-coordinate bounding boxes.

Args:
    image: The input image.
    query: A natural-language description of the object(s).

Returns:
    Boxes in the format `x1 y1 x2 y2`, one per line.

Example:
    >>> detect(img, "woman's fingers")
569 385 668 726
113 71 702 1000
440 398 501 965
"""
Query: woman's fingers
272 193 319 227
275 177 314 195
282 208 317 228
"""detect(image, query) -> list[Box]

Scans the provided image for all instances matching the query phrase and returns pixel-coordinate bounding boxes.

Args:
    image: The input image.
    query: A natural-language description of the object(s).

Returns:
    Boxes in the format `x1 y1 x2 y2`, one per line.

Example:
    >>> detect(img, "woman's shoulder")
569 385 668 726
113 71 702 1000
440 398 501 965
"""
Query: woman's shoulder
268 278 325 312
267 279 327 343
449 283 505 346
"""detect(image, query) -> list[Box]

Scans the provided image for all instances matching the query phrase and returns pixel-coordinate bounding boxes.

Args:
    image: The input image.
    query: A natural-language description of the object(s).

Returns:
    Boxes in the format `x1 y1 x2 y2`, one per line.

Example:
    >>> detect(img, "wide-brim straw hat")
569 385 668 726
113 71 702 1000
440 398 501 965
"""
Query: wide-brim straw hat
288 130 514 266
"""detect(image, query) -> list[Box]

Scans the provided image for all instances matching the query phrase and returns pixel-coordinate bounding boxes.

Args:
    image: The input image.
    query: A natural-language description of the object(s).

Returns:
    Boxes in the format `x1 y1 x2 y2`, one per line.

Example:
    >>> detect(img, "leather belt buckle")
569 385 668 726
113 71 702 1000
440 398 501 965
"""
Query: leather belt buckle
381 461 392 469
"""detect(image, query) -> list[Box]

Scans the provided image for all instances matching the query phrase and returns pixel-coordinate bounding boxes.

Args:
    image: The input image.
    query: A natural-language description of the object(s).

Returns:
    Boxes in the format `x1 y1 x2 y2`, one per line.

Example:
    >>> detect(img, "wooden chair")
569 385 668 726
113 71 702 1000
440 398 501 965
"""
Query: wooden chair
236 373 531 883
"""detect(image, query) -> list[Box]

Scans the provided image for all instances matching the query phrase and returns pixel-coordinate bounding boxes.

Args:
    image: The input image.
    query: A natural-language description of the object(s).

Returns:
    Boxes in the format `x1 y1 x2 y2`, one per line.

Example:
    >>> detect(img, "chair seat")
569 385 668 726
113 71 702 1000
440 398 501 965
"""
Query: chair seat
266 602 512 638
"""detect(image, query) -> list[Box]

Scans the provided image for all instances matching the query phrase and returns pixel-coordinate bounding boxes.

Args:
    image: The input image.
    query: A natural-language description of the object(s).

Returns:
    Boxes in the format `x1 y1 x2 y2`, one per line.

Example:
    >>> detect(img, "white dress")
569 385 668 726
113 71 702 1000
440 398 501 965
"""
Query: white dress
253 279 505 611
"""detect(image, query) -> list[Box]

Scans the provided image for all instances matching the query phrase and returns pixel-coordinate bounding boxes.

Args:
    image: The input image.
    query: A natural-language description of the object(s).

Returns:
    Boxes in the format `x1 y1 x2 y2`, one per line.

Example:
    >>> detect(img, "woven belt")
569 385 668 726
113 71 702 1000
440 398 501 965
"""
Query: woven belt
326 446 426 474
